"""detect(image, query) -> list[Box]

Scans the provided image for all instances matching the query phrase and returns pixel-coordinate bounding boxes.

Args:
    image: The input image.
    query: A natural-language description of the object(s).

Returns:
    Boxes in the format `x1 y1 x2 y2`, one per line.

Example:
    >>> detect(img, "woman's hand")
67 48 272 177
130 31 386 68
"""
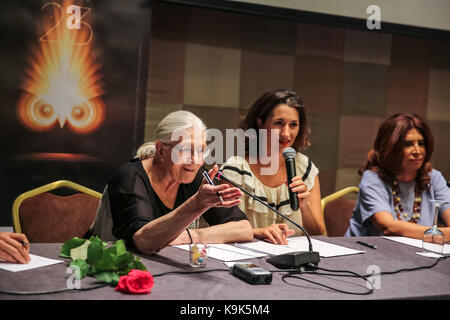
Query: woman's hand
289 176 311 209
195 165 242 210
254 223 295 245
0 232 30 264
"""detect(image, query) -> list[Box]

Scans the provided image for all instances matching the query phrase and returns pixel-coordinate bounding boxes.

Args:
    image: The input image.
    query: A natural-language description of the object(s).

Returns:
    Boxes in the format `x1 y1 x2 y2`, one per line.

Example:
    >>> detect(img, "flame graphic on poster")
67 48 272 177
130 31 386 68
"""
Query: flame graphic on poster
17 1 105 134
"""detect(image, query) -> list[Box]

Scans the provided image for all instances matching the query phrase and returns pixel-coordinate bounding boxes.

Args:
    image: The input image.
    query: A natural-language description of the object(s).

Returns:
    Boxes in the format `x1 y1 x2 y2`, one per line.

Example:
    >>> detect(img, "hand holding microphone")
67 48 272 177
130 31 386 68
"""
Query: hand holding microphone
283 147 311 210
288 176 311 209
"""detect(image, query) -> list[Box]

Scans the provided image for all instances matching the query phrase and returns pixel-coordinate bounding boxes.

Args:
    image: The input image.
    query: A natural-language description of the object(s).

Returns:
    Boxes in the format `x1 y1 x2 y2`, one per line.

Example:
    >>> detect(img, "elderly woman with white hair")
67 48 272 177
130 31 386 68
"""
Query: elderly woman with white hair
88 111 253 254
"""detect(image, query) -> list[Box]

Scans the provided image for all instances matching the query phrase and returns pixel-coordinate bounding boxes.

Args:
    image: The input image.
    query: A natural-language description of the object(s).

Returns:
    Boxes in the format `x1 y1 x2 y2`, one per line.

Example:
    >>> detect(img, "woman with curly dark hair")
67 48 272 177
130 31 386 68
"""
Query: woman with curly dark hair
220 89 324 244
346 113 450 240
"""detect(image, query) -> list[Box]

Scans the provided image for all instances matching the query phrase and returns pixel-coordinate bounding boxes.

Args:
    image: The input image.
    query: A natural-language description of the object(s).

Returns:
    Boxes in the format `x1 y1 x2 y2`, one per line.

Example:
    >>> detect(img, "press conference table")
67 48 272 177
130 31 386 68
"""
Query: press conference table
1 236 449 301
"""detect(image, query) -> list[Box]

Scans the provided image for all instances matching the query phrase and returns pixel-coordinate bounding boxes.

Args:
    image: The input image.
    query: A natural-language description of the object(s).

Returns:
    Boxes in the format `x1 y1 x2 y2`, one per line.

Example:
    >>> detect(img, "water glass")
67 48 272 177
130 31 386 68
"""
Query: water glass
189 243 209 268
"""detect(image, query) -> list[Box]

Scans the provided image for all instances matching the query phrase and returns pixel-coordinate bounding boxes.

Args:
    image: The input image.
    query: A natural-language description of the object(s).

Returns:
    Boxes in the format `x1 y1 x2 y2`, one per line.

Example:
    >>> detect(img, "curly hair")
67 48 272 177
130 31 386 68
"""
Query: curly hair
239 89 311 152
361 113 434 192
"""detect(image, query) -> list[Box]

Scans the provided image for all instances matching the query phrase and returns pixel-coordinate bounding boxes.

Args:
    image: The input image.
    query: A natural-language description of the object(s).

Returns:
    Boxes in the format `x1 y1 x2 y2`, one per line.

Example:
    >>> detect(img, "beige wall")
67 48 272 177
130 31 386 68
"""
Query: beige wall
145 2 450 197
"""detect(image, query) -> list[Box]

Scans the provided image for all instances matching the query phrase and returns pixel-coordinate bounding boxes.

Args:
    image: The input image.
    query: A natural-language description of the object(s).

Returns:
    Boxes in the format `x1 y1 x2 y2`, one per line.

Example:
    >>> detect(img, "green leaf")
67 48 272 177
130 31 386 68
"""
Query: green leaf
129 257 147 271
117 252 133 266
70 240 90 261
116 252 134 275
94 271 120 286
87 264 97 276
87 237 104 264
60 237 146 289
70 259 89 280
60 237 86 258
114 239 127 256
93 250 116 272
105 245 117 256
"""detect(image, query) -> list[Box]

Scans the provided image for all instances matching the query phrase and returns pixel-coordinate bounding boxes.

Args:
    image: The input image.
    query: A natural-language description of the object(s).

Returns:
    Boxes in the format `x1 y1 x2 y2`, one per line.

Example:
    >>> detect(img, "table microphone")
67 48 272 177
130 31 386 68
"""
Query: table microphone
215 171 320 269
283 147 299 211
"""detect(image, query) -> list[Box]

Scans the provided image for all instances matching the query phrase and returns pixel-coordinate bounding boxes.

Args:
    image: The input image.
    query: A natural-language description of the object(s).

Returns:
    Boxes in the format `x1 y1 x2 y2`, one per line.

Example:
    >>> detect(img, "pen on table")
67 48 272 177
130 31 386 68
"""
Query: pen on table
19 240 29 248
203 171 224 202
18 240 31 263
356 240 377 249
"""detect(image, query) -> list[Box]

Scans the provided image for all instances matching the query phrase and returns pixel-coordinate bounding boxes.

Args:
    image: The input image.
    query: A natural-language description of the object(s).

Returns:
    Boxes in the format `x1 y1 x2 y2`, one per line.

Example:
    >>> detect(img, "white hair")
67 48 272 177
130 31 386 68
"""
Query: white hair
135 111 207 160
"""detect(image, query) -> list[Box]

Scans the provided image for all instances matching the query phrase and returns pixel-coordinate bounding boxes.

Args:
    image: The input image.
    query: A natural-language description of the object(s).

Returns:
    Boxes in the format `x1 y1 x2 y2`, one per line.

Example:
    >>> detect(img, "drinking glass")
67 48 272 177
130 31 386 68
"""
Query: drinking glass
422 200 447 255
189 243 209 268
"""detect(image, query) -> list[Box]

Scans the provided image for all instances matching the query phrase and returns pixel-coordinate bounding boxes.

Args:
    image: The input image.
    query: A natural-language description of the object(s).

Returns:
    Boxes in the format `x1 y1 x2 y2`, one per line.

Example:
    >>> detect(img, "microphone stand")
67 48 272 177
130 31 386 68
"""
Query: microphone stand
216 171 320 269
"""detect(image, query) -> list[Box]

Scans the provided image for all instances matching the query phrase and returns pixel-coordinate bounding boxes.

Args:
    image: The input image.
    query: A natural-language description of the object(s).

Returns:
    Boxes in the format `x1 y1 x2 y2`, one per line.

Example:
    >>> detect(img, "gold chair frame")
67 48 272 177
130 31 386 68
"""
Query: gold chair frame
12 180 102 233
321 186 359 236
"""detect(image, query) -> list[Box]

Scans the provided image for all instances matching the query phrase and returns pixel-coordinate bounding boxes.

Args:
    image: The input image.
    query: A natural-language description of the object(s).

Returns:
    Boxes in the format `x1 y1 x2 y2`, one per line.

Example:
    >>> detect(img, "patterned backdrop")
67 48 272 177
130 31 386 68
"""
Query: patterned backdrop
144 2 450 197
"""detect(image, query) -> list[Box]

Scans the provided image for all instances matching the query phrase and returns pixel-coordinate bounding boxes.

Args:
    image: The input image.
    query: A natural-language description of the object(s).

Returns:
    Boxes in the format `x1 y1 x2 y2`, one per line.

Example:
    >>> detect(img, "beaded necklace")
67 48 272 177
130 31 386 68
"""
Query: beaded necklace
392 180 421 223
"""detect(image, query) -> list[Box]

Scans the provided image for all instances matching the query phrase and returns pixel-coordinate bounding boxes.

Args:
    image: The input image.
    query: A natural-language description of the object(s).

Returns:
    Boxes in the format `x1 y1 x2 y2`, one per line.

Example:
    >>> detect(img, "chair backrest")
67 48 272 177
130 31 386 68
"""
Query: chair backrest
12 180 102 243
321 187 359 237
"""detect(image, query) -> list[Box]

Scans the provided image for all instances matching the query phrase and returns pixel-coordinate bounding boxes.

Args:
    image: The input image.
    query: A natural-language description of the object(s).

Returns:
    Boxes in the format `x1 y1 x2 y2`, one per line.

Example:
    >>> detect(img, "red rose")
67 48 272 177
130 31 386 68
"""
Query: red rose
116 269 154 294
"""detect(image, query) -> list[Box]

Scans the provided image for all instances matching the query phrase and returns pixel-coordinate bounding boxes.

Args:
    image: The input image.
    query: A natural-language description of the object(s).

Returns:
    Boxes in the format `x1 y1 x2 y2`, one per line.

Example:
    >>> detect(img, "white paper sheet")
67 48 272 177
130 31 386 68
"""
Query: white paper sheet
416 252 444 259
237 237 365 258
0 254 63 272
173 243 268 261
382 236 450 254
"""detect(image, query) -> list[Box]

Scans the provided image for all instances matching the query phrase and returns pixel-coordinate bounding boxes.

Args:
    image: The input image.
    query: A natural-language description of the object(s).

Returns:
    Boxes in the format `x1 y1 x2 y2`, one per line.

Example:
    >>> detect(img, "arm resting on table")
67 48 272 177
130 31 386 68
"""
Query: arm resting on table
371 211 450 241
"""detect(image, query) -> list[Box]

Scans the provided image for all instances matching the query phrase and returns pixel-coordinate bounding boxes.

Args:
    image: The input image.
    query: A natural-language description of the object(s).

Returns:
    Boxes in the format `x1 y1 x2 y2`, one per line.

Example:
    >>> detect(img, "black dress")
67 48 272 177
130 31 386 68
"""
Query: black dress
103 158 247 245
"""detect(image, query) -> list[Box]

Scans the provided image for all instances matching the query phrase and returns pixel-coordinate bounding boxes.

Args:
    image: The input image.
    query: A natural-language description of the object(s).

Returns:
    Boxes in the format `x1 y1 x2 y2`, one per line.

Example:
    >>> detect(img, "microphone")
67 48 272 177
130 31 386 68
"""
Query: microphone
283 147 299 211
215 171 320 269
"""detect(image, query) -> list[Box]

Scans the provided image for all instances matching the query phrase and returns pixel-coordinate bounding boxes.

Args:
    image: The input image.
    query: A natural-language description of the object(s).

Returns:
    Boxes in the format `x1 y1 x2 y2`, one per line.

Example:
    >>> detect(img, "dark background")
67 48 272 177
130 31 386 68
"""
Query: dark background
0 0 150 226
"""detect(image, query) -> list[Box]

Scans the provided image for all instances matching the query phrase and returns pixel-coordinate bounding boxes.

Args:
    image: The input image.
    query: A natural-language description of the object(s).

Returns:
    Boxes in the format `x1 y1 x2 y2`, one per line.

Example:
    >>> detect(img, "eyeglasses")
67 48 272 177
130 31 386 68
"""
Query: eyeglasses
161 142 210 161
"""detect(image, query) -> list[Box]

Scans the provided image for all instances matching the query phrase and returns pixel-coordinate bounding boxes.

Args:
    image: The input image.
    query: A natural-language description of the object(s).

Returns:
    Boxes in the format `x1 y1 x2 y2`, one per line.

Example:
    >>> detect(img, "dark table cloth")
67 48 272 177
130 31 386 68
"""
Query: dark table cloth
1 236 449 300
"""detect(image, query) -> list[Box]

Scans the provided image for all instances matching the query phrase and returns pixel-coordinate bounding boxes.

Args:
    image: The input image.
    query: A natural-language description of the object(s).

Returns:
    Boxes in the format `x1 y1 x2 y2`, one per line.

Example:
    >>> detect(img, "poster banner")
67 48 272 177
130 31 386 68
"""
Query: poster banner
0 0 150 226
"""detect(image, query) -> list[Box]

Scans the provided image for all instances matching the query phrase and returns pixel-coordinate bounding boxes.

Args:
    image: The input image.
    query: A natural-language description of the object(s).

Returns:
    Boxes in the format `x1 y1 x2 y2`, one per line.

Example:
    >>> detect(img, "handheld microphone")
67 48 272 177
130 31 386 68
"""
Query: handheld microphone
283 147 299 211
215 171 320 269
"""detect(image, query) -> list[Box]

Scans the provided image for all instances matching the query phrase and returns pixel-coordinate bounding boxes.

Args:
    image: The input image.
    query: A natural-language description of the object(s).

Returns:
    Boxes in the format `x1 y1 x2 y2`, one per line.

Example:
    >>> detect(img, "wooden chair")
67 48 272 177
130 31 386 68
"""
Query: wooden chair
321 187 359 237
12 180 102 243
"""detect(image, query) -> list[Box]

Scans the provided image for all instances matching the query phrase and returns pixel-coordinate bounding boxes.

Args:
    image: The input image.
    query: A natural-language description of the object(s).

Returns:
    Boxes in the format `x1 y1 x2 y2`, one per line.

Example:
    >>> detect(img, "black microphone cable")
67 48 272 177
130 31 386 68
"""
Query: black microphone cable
280 263 374 296
279 256 449 296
